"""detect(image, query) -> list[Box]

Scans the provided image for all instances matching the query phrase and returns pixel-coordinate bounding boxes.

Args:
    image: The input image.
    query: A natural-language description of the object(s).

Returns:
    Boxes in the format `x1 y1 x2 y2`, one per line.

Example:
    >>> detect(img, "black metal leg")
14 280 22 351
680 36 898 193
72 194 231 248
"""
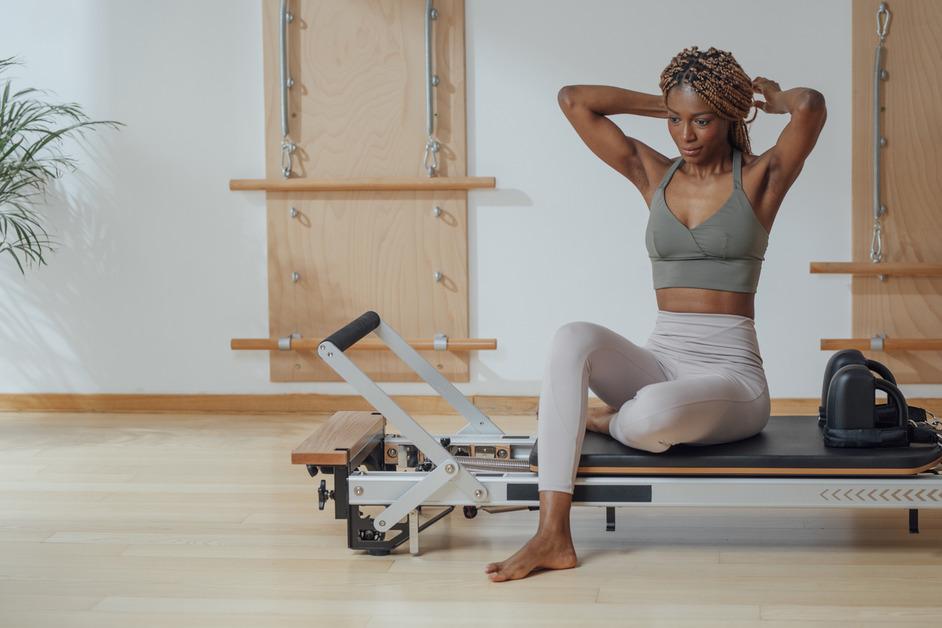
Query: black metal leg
332 466 349 520
606 507 616 531
909 508 919 534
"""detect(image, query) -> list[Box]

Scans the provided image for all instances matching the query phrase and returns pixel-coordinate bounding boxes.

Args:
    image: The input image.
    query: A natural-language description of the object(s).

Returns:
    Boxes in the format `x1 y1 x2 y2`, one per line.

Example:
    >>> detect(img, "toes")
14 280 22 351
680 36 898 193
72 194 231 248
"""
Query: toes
487 568 508 582
488 563 523 582
484 562 500 573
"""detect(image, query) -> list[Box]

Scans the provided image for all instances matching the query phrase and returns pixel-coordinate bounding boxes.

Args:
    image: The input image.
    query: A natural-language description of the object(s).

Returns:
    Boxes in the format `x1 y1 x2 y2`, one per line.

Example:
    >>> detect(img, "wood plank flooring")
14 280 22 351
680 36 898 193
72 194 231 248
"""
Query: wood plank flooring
2 411 941 627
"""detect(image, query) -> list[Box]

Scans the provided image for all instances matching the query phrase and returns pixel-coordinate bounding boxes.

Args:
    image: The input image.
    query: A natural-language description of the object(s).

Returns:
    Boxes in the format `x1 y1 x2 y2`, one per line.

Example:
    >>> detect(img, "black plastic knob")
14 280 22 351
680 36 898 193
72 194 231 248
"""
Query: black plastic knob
317 479 334 511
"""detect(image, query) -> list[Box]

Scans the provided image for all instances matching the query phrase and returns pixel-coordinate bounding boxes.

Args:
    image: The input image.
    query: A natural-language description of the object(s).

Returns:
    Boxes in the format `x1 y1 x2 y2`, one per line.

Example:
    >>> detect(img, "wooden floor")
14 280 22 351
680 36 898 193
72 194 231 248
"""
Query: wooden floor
2 411 942 627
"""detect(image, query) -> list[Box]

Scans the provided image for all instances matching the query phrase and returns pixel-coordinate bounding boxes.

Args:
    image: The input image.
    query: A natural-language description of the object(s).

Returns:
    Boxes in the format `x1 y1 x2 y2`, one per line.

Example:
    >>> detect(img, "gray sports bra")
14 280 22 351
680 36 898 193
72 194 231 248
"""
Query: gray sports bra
644 148 769 294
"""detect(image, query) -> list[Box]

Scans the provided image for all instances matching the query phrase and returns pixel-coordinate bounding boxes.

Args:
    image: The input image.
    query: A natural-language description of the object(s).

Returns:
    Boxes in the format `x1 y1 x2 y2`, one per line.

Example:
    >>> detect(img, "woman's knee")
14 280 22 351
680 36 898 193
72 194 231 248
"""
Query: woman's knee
552 321 598 344
612 416 673 453
608 388 680 453
612 390 770 452
548 321 601 359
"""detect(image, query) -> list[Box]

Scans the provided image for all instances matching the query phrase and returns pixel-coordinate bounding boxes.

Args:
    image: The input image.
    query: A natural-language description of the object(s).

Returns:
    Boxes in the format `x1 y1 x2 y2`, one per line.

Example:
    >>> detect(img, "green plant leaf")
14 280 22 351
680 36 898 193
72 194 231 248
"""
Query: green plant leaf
0 56 122 274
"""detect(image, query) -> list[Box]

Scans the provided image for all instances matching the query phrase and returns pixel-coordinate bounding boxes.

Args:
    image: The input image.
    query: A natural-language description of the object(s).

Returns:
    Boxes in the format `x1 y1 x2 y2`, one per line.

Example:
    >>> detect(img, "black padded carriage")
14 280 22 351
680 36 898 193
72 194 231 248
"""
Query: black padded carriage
529 415 942 477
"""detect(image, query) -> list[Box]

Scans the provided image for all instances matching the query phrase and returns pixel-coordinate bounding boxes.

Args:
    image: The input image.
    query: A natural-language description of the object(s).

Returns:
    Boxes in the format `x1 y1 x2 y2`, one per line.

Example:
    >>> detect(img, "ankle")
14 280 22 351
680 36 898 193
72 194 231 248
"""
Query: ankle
535 524 572 541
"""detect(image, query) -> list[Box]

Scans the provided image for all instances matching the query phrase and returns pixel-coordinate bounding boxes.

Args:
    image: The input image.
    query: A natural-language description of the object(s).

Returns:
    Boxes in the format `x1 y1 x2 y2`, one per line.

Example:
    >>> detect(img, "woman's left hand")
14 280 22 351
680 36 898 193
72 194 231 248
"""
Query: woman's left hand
752 76 788 114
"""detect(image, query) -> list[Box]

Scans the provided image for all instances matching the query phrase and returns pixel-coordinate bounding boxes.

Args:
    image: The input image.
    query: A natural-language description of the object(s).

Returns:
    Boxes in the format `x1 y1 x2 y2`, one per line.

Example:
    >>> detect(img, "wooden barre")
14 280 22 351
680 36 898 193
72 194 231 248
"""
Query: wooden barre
231 337 497 352
821 338 942 351
228 176 497 192
810 262 942 276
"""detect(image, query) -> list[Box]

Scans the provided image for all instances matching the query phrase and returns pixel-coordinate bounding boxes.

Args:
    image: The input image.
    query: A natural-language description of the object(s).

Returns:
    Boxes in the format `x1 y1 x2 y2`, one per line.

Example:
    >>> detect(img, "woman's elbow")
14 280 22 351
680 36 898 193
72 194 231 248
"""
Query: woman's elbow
557 85 579 108
802 89 826 111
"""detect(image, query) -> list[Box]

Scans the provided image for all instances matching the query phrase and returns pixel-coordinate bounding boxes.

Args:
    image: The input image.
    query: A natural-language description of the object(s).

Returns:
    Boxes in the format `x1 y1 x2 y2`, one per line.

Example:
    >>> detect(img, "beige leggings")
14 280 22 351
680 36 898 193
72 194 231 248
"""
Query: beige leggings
537 310 771 494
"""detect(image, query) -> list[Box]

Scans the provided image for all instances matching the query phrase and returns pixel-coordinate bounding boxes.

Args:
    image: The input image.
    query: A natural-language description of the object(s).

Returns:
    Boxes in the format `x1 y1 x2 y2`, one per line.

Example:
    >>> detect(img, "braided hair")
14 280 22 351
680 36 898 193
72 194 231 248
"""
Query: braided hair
659 46 758 156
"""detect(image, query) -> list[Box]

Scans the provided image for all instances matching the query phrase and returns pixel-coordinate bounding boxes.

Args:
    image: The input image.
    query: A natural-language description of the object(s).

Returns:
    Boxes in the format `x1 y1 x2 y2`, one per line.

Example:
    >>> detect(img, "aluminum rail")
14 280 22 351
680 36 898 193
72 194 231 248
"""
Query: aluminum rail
279 0 296 178
317 312 500 435
871 2 891 262
423 0 440 176
347 472 942 510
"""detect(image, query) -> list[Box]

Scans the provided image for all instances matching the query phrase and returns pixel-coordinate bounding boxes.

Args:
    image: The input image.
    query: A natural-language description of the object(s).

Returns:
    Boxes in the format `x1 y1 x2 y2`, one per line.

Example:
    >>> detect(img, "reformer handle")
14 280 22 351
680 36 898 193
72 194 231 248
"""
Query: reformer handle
322 311 381 353
874 377 908 427
865 358 896 385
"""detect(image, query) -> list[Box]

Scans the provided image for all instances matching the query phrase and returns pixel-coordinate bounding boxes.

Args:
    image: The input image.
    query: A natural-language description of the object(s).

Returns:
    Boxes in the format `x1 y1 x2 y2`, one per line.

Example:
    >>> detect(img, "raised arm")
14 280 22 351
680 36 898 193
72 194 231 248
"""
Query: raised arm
752 78 827 197
557 85 671 199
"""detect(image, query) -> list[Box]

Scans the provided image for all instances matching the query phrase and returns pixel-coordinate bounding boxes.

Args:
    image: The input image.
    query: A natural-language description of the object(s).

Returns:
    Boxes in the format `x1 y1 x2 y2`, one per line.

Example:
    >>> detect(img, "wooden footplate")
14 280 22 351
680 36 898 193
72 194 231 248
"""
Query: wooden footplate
291 411 385 466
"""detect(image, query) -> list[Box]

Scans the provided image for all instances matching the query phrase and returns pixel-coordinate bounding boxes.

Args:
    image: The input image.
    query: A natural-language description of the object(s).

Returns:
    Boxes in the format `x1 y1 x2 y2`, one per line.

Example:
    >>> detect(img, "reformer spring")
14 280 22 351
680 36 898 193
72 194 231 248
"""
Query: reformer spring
452 456 530 472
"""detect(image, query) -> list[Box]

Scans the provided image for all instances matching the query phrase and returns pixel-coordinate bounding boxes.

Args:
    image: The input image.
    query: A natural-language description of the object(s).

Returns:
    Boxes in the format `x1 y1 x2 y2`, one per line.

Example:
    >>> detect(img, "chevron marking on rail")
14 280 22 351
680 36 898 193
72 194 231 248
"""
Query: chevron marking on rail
814 486 942 503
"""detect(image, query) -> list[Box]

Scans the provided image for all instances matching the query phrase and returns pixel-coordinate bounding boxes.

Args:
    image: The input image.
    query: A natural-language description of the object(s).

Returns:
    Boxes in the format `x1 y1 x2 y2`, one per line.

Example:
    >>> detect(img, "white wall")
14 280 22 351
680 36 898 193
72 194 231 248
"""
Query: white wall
1 0 937 399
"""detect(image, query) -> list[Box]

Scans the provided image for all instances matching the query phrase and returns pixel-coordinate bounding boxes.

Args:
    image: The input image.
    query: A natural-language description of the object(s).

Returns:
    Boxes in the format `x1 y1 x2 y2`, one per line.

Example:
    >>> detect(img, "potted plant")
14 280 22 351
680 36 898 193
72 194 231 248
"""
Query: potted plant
0 56 122 273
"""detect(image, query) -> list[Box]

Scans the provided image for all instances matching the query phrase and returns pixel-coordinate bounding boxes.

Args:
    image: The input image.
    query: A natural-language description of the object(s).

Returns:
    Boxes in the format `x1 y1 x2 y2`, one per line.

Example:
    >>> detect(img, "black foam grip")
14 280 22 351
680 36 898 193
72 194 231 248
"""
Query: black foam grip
322 311 381 353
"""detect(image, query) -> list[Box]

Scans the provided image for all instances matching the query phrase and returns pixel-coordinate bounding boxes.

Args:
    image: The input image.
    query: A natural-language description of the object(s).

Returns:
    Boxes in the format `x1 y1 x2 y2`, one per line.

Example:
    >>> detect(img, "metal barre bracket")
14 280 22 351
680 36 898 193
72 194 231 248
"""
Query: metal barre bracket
871 334 886 352
278 332 302 351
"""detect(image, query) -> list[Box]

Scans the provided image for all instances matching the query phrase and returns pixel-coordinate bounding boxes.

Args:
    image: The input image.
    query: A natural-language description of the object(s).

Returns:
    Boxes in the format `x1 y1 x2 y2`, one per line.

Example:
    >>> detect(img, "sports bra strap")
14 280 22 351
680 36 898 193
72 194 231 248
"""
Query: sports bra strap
657 148 742 191
732 147 743 190
656 157 684 190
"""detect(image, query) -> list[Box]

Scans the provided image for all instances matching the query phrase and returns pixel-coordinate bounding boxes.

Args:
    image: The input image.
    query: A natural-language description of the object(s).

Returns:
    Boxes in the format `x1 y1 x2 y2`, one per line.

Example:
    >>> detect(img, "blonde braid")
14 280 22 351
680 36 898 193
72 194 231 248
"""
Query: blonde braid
659 46 758 156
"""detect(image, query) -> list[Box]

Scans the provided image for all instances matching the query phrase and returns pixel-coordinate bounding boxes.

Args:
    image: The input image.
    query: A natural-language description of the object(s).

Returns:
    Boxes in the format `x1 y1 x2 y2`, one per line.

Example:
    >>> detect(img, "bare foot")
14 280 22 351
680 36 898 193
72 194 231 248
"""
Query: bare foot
484 532 577 582
585 405 616 435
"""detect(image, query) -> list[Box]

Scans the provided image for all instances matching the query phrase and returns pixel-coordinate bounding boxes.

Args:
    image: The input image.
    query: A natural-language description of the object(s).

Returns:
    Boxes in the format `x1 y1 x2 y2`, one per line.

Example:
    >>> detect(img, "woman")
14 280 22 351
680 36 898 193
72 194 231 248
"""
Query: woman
485 46 827 582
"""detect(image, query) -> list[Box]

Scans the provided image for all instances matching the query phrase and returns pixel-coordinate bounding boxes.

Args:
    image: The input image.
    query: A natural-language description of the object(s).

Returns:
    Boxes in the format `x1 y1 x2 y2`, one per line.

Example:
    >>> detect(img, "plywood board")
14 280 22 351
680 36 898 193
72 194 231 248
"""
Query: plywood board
260 0 470 381
266 190 469 381
851 0 942 382
261 0 466 179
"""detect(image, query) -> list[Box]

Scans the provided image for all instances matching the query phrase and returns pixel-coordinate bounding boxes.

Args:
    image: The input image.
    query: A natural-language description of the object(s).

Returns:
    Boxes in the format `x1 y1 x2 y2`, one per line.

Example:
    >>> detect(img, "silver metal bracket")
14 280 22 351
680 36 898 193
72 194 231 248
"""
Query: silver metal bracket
368 459 484 533
277 331 302 351
871 333 886 352
409 510 419 554
317 314 503 532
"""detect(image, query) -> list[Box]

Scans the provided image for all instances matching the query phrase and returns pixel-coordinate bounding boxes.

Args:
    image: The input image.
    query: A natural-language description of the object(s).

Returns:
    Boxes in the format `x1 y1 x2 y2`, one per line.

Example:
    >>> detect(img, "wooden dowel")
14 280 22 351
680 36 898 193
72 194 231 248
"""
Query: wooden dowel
228 176 497 192
810 262 942 276
821 338 942 351
231 337 497 352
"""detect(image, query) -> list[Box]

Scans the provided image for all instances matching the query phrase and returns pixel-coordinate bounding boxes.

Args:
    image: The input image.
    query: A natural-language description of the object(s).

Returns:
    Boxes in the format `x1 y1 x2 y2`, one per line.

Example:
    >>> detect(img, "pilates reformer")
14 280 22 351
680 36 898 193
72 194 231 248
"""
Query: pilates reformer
293 311 942 556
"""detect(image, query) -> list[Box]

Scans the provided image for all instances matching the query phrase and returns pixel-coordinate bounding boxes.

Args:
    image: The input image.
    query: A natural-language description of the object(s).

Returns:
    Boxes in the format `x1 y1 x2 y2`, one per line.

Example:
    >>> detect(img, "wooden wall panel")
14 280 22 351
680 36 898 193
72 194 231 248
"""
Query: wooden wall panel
852 0 942 382
261 0 466 179
260 0 470 382
267 191 469 382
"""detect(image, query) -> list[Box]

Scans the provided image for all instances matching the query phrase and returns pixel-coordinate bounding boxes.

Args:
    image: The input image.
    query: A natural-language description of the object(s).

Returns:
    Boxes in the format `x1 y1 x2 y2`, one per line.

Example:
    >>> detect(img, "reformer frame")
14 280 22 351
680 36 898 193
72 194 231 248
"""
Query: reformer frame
295 311 942 556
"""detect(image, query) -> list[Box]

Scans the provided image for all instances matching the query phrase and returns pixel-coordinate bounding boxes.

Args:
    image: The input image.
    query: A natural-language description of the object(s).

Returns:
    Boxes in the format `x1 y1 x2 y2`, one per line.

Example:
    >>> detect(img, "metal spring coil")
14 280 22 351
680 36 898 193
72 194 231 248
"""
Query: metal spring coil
453 456 531 472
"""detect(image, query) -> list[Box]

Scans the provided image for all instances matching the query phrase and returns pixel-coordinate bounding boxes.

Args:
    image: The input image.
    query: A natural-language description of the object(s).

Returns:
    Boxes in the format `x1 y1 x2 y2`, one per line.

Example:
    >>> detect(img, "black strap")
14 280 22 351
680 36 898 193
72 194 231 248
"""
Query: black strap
823 426 910 448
